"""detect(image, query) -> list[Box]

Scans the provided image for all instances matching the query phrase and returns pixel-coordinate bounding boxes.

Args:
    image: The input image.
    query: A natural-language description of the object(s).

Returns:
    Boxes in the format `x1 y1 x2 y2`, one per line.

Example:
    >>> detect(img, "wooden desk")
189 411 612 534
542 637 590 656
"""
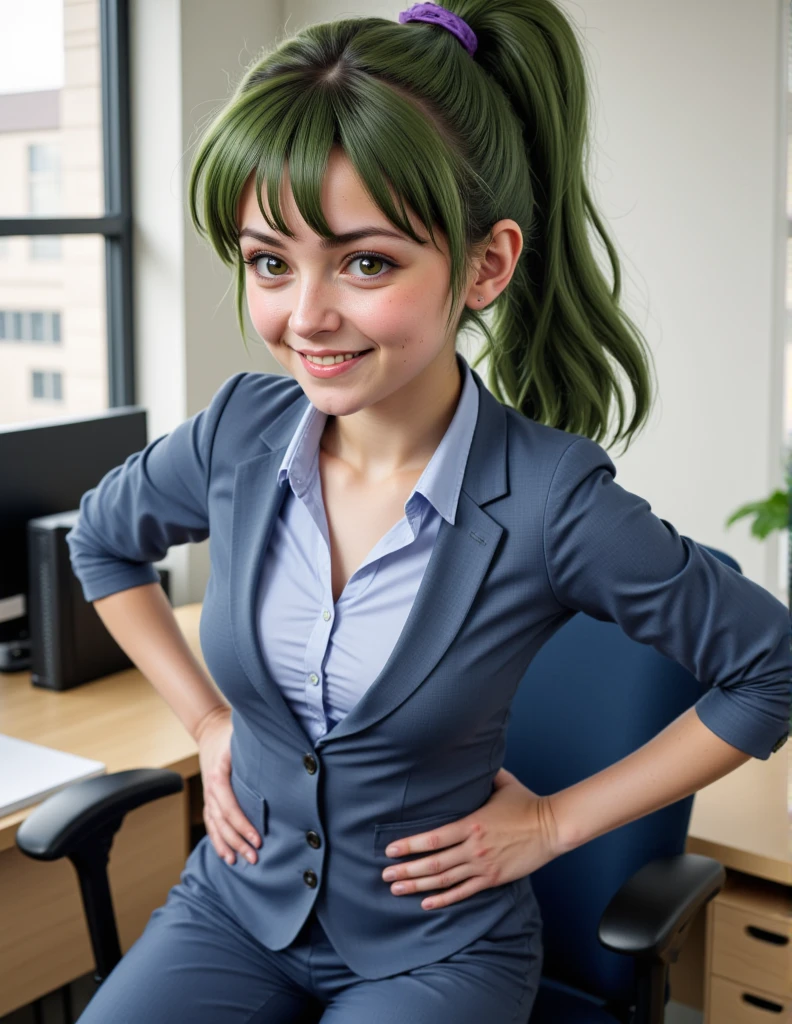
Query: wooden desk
0 602 788 1017
0 603 204 1018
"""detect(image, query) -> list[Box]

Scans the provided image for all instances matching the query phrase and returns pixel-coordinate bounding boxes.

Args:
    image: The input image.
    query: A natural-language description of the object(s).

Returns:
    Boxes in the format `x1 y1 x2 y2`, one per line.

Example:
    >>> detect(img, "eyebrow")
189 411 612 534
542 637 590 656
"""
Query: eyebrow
238 226 413 250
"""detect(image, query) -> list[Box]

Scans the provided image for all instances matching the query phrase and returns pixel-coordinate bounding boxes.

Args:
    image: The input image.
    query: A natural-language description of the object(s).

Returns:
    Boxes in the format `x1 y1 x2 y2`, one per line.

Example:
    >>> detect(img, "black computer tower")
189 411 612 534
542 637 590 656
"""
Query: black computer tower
26 510 172 691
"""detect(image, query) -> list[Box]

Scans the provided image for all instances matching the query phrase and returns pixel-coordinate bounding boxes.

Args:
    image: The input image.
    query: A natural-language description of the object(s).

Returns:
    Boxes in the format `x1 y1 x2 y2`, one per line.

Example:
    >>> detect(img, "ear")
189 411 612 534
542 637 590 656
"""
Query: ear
465 219 524 308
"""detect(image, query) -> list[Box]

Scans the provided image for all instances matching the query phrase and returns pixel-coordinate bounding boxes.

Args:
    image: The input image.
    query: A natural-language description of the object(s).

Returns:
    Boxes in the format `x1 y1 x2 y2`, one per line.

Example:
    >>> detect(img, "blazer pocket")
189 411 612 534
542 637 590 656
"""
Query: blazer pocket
374 810 463 859
229 768 268 852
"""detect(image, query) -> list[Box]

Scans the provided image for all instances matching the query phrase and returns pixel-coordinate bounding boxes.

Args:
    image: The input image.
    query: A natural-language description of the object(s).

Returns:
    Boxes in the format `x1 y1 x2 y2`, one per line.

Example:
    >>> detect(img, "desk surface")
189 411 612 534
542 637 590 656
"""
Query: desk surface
1 603 789 883
0 603 202 853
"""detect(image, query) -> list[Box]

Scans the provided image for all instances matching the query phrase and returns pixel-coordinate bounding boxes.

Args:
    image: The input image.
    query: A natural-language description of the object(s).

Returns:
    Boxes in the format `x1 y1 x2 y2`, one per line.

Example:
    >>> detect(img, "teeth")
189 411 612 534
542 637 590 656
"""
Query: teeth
305 352 366 365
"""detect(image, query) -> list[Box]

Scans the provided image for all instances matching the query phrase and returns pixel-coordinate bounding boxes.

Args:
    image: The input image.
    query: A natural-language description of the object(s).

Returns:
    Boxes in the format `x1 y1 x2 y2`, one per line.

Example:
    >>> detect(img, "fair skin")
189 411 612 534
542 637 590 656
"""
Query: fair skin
235 147 522 604
200 147 752 912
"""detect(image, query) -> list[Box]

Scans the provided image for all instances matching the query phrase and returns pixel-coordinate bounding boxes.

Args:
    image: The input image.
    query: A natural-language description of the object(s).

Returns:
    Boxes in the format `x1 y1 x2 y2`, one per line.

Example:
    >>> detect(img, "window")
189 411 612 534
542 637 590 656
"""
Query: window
31 370 63 400
28 142 62 260
0 310 61 343
0 0 133 426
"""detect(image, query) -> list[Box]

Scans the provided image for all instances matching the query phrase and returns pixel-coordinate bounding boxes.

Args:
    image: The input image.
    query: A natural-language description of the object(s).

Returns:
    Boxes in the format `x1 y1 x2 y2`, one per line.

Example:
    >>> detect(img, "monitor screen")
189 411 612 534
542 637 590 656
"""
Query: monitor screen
0 407 148 645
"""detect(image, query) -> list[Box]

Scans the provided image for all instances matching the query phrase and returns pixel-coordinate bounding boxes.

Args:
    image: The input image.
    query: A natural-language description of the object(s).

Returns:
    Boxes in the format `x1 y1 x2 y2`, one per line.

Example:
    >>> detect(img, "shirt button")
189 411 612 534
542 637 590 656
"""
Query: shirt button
303 869 318 888
309 673 319 685
322 609 331 621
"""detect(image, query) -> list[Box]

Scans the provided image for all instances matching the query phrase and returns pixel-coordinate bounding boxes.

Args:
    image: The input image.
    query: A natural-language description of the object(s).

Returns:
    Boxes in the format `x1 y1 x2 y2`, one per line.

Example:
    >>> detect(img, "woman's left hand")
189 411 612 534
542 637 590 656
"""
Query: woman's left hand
380 768 568 910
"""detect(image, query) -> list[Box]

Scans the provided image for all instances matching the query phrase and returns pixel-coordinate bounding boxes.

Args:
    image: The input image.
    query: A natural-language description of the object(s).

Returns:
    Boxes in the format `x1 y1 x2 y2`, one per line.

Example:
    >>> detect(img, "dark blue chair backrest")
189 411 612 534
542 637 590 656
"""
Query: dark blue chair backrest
503 544 740 1007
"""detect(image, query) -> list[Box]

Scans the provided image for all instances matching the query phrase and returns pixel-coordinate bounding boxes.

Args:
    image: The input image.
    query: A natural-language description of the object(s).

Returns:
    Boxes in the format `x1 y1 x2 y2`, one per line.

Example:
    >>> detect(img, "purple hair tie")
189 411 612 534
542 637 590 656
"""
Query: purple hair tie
398 2 478 58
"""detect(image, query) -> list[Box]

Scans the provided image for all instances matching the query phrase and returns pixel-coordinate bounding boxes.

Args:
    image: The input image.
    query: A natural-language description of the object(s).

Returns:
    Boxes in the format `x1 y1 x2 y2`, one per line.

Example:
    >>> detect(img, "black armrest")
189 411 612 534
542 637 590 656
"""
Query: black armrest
15 768 186 984
598 852 725 962
16 768 184 860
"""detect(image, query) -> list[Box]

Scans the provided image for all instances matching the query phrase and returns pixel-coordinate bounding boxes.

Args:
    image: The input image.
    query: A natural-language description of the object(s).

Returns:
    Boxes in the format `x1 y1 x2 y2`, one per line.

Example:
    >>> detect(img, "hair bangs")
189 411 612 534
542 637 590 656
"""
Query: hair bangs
190 51 475 345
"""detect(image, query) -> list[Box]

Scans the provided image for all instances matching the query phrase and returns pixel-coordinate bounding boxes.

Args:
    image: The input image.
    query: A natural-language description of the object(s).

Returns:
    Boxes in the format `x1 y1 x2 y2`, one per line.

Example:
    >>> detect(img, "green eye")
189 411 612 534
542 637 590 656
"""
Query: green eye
260 255 288 276
242 249 398 282
355 255 385 276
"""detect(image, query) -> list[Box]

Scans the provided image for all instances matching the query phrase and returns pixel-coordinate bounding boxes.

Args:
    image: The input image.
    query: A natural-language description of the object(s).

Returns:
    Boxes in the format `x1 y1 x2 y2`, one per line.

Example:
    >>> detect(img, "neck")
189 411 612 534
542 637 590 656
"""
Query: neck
320 349 464 483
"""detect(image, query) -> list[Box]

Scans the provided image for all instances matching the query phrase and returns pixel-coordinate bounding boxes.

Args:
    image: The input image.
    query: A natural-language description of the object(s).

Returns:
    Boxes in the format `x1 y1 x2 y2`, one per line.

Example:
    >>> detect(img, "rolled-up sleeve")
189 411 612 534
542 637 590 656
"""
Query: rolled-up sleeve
543 436 791 760
65 372 246 604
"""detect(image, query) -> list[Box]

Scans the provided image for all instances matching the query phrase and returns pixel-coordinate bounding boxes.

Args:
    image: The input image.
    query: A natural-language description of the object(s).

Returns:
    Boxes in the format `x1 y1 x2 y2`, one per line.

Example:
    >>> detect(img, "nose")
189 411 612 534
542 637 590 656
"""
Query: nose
288 275 342 339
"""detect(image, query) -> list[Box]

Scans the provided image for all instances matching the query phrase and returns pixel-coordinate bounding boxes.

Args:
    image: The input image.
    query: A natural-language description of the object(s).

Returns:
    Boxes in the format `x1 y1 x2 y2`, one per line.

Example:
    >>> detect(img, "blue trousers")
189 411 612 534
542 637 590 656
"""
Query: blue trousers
75 870 543 1022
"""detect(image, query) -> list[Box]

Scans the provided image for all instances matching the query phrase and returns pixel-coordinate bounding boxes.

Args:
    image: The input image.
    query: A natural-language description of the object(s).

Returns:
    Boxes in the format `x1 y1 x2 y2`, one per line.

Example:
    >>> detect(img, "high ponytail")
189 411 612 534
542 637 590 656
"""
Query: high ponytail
459 0 656 452
188 0 656 452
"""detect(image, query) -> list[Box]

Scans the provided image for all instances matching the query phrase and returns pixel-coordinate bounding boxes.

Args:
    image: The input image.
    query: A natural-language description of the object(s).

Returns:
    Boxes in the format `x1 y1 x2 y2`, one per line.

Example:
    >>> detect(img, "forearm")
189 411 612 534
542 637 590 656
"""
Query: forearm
92 581 228 742
549 705 753 854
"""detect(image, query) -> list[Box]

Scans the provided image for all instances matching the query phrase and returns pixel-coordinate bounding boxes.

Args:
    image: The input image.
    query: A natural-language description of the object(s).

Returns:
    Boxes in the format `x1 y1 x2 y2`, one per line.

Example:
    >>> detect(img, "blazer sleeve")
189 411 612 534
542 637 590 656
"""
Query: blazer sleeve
543 435 791 760
65 372 247 604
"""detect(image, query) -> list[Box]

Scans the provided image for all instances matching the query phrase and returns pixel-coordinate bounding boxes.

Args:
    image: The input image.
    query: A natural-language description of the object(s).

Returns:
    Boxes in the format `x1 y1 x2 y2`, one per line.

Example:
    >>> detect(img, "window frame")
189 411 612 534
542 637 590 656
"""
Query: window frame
0 0 134 406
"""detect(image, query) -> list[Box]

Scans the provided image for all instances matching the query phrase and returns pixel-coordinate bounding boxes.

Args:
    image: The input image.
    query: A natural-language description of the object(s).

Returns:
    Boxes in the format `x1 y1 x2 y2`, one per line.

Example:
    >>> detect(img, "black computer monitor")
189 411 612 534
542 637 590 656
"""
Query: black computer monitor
0 407 149 650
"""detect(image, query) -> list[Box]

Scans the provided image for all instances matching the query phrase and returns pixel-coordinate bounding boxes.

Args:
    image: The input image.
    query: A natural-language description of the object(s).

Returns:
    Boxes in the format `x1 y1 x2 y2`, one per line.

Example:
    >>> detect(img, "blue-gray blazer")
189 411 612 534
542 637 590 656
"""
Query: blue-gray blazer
65 366 791 980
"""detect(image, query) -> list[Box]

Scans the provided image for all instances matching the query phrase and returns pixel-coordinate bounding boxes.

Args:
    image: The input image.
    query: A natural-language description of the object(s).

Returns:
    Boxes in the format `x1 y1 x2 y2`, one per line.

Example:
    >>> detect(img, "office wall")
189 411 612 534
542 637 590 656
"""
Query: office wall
131 0 789 606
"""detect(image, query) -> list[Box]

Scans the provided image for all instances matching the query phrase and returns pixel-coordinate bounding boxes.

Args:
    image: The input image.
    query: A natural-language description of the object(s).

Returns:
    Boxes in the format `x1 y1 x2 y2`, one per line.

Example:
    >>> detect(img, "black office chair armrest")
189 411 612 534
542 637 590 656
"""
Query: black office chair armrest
595 852 726 1024
15 768 184 985
597 852 725 961
16 768 184 860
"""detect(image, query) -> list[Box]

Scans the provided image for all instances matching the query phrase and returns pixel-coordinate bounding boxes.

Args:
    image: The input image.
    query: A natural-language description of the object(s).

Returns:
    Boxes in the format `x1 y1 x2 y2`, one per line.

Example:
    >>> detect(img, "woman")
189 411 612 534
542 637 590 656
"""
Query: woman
67 2 791 1021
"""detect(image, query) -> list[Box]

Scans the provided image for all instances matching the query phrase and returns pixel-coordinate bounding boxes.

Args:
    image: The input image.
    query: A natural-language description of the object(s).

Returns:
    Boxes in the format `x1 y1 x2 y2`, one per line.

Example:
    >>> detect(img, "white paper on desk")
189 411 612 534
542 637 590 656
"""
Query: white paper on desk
0 734 106 817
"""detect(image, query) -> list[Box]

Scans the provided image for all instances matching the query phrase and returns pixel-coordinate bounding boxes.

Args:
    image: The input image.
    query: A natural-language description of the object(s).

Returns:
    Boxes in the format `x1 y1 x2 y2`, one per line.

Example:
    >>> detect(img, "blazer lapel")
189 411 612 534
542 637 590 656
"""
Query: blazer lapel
316 374 508 748
229 392 317 747
229 369 509 751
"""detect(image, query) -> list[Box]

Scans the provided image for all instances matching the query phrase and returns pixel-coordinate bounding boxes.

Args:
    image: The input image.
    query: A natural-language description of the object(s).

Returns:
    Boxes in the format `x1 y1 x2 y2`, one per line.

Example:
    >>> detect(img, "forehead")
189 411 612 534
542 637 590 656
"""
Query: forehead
235 148 431 245
237 152 378 226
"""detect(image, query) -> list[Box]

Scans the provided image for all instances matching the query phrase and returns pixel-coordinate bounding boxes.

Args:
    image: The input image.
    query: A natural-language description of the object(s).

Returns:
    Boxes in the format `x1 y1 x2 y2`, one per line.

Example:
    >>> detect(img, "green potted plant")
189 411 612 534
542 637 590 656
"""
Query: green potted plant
725 453 792 616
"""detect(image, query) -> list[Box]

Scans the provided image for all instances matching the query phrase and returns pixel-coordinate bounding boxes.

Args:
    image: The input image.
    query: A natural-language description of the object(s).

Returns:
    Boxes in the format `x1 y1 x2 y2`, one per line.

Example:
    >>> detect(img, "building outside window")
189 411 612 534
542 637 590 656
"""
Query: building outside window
31 369 63 400
0 0 132 426
0 309 61 342
28 142 62 260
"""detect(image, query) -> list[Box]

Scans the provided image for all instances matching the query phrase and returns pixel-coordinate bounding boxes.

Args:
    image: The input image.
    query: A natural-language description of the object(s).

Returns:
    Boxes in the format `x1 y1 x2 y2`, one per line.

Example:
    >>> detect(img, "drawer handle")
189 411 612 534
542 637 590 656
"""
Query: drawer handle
745 925 789 947
741 993 784 1014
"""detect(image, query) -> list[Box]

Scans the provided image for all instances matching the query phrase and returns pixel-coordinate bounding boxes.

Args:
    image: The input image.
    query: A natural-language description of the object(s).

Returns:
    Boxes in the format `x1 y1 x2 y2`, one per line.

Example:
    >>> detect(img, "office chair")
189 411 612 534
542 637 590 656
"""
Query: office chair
16 544 736 1024
506 543 737 1023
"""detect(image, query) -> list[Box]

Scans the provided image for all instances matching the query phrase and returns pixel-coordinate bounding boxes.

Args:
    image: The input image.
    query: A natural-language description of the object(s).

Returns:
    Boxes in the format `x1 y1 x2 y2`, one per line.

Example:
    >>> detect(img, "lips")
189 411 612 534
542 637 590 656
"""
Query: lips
297 348 373 378
298 348 373 358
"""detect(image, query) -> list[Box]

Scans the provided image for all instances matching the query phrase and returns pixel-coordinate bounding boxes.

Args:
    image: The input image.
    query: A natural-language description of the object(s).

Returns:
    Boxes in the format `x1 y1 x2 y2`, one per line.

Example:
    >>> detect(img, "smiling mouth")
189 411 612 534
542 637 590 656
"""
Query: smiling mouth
299 349 374 365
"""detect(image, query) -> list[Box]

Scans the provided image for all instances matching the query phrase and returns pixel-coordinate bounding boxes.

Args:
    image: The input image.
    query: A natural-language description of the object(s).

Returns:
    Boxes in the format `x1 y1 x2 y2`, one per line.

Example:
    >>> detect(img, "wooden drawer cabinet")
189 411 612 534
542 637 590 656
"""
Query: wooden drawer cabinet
704 872 791 1024
708 975 790 1022
711 900 791 996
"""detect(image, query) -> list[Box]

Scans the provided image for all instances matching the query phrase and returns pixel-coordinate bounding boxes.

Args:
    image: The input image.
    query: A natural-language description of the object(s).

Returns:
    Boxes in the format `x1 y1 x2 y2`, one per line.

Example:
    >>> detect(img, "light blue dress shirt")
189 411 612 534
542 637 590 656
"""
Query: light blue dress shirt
256 353 479 744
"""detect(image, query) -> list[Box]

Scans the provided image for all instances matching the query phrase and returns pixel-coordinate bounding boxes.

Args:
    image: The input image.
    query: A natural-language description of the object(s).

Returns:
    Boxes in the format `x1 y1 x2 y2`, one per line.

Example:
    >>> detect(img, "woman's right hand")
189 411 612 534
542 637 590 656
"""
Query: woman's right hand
195 705 262 866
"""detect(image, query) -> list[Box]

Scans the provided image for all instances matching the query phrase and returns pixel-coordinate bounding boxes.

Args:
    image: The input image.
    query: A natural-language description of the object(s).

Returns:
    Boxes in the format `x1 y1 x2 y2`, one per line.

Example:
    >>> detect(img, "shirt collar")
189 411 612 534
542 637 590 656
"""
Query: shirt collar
278 351 479 526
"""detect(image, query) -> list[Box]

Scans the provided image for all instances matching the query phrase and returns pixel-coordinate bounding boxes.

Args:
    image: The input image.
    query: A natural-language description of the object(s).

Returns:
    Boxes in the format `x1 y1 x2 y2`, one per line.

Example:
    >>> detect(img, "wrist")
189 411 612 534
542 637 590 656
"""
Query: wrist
546 790 583 856
193 703 230 744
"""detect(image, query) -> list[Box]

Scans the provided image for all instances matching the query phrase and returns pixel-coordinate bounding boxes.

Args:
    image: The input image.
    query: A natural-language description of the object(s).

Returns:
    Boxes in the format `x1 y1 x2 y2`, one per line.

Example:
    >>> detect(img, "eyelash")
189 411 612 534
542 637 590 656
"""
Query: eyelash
241 249 399 284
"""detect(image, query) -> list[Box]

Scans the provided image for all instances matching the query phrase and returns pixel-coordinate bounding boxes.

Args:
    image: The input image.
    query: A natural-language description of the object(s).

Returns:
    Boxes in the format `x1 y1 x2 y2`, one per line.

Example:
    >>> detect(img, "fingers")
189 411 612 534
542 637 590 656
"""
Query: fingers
383 851 473 895
203 793 261 866
419 876 487 910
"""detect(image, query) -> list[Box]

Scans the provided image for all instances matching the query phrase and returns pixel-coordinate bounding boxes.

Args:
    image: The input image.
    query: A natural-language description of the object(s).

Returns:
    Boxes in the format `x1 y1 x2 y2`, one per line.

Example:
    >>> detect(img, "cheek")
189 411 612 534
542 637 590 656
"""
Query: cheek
246 286 285 345
244 275 445 350
362 287 441 340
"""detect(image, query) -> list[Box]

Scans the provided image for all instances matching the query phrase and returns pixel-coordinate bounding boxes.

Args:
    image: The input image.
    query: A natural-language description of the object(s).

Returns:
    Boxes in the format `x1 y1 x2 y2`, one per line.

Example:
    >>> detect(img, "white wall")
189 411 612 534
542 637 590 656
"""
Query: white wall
555 0 788 603
132 0 789 605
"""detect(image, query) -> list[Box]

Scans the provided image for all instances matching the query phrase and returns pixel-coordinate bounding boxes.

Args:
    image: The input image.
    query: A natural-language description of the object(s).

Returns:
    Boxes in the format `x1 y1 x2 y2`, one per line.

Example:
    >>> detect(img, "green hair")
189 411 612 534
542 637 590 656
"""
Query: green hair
187 0 657 453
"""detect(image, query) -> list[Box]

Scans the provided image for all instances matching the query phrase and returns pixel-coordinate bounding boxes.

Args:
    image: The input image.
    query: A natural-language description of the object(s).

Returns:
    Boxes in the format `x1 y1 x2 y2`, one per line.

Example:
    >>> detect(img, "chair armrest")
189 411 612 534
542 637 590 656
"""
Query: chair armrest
598 852 725 963
15 768 184 860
